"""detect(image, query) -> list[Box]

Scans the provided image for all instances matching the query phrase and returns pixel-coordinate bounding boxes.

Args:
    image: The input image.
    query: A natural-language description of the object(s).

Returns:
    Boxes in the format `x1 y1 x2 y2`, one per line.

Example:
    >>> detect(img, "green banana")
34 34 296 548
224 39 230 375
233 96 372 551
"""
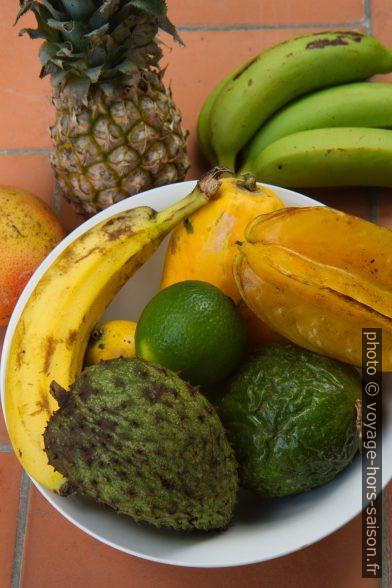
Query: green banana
208 30 392 170
197 78 229 165
197 61 251 165
242 82 392 169
242 127 392 187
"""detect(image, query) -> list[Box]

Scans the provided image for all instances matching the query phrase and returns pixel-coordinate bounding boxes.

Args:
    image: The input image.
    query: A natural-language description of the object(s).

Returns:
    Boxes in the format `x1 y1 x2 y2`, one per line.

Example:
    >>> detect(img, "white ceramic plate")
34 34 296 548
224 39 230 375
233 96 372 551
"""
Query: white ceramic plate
1 181 391 568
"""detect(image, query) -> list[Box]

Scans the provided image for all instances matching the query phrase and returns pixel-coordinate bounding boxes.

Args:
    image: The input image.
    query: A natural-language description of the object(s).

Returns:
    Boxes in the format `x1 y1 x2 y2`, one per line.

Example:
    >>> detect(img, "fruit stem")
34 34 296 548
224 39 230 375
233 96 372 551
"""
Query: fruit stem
236 172 257 192
218 153 236 171
154 166 233 232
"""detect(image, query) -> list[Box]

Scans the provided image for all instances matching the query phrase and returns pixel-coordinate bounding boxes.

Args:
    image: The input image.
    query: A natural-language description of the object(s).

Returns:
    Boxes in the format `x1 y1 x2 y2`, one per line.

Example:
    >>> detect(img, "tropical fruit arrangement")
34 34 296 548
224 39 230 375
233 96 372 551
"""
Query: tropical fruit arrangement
4 166 391 532
2 3 392 536
198 29 392 187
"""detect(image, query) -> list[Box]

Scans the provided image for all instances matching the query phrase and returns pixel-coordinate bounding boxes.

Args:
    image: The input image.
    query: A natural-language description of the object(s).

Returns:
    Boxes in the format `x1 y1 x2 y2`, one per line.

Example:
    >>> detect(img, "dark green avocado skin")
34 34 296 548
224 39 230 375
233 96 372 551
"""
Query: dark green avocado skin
218 342 362 497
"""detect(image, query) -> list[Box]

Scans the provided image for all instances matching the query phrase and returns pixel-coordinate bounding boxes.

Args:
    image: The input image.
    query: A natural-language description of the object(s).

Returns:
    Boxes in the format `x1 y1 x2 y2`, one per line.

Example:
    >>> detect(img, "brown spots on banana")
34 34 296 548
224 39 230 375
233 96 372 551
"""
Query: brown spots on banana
17 402 31 420
42 330 82 373
306 32 363 50
66 329 78 348
29 395 51 417
16 348 26 368
104 226 131 241
43 336 56 374
232 56 259 81
73 245 102 263
307 38 348 49
103 215 128 228
102 208 157 241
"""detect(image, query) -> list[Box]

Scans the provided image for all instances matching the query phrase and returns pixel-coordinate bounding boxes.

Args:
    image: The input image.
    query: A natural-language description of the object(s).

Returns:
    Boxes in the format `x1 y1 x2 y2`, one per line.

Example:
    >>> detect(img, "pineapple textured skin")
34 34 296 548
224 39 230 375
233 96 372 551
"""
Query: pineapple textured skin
50 72 189 215
16 0 190 216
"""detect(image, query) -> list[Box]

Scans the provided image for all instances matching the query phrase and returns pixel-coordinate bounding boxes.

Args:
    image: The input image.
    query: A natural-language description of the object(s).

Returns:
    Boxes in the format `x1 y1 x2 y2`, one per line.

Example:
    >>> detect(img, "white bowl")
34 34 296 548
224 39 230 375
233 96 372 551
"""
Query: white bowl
1 181 391 568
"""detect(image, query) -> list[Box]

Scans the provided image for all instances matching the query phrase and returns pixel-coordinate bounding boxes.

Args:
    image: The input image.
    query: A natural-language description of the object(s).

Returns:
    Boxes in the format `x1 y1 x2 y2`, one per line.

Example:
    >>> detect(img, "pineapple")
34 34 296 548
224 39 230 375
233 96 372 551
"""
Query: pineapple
17 0 190 216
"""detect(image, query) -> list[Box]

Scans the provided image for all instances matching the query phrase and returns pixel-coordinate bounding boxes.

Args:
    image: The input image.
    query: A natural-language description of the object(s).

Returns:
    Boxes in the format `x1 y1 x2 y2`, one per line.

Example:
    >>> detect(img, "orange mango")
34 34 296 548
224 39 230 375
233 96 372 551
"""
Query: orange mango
0 186 65 326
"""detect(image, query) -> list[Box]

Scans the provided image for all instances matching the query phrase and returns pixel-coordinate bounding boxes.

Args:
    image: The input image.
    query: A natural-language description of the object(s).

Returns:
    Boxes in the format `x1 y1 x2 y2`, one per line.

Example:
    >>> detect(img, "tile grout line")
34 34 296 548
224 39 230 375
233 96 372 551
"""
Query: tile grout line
177 19 368 31
11 471 31 588
0 149 50 155
363 0 372 30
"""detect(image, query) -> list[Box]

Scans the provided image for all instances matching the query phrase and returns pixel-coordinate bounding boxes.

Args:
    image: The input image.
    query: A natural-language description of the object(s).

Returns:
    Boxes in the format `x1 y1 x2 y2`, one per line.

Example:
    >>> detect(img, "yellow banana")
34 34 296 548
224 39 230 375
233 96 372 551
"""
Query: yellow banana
4 168 223 493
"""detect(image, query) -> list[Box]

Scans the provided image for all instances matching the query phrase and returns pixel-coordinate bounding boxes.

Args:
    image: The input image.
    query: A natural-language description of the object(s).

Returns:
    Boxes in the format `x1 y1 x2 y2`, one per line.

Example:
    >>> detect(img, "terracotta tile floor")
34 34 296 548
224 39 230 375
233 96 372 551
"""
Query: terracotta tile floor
0 1 391 587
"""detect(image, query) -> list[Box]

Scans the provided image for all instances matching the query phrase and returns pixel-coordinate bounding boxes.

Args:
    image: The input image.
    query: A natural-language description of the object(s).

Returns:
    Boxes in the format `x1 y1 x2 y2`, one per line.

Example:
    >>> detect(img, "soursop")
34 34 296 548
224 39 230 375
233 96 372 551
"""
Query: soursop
44 357 238 531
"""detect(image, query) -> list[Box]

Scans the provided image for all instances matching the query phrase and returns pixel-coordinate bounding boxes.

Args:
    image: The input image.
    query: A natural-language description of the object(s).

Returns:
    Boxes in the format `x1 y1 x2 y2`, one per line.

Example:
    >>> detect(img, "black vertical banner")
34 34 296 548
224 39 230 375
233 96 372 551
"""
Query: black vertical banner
361 328 383 579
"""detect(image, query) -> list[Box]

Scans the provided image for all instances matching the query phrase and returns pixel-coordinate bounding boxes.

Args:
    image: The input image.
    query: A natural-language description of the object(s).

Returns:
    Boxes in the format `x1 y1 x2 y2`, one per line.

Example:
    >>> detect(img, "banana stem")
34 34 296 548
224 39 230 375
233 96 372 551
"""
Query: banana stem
154 166 232 233
236 172 257 192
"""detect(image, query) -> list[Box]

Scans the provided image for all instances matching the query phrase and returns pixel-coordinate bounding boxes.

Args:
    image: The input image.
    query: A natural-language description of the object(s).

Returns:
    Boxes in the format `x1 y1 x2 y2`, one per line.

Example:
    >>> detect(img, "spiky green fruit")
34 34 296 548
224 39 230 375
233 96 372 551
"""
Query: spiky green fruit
44 357 238 531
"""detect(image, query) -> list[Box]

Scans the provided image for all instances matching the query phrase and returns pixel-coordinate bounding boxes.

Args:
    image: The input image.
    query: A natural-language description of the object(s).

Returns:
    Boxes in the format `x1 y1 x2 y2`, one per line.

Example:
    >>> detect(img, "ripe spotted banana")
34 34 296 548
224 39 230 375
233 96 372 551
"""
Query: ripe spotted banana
208 30 392 170
240 127 392 187
4 169 224 493
242 82 392 168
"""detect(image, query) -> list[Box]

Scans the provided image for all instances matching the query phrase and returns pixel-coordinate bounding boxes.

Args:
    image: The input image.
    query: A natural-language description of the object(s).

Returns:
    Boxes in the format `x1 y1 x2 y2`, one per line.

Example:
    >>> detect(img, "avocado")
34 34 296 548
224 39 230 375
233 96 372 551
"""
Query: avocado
218 342 361 496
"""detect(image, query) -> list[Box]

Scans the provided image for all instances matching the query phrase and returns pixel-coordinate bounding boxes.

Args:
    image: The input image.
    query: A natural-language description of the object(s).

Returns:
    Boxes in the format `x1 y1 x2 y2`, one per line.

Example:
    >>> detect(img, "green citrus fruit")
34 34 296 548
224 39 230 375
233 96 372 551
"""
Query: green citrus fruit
135 280 246 386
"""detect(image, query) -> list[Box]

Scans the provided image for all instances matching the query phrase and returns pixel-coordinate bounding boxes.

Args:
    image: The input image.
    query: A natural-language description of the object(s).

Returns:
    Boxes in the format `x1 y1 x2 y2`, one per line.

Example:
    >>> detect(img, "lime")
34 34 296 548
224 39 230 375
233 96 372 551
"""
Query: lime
135 280 246 386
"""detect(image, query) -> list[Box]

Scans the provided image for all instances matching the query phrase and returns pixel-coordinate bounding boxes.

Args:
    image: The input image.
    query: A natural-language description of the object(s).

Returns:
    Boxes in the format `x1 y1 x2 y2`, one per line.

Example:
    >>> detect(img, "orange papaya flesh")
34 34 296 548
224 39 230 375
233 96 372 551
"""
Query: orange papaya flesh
160 176 285 347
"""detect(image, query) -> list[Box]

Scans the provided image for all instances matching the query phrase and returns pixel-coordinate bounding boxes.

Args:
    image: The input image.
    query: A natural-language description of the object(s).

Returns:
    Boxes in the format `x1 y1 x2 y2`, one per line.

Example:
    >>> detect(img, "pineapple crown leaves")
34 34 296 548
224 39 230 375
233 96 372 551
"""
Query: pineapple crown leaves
16 0 183 102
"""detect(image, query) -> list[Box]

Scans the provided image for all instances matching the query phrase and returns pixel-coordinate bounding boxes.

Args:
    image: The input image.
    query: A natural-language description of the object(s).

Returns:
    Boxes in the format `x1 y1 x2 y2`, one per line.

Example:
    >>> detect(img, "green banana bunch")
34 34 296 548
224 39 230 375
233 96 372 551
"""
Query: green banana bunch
197 60 252 164
205 30 392 170
197 78 227 165
241 127 392 187
4 168 224 492
242 82 392 169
